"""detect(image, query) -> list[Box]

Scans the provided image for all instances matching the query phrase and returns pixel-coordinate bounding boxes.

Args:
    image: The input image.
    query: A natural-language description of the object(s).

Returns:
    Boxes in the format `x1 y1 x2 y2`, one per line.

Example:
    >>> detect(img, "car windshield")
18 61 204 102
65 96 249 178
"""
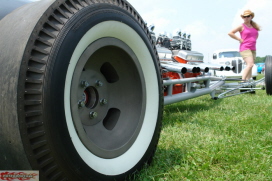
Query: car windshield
219 51 241 58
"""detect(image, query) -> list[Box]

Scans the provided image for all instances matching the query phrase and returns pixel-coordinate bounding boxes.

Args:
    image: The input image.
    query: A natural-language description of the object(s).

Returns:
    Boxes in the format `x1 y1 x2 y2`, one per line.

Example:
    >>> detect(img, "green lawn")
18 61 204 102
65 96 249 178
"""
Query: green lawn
134 75 272 181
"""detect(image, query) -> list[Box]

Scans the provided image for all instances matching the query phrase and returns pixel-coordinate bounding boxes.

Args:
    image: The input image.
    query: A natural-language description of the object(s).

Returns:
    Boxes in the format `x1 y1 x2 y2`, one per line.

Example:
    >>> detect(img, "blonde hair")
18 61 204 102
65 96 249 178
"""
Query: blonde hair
251 20 261 31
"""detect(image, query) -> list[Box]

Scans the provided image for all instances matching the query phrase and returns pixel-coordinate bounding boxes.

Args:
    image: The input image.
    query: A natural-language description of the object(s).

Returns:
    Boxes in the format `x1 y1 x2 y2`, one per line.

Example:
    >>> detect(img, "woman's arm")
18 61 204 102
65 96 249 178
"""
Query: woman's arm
228 25 243 43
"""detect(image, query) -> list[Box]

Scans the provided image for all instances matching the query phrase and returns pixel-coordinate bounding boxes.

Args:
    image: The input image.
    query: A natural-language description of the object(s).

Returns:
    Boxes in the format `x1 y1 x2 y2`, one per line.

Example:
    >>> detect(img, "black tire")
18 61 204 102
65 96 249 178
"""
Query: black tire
265 55 272 95
0 0 163 180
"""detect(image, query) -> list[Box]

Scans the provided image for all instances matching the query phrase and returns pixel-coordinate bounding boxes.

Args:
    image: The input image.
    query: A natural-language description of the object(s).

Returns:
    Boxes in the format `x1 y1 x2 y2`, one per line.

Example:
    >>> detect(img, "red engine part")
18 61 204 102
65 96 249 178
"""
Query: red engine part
163 71 184 96
174 56 187 64
163 55 203 96
183 72 201 78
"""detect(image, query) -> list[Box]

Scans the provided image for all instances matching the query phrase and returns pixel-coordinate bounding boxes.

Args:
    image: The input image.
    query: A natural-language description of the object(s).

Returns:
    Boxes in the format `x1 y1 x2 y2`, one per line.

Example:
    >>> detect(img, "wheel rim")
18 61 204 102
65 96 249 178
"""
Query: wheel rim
70 37 146 158
64 21 160 175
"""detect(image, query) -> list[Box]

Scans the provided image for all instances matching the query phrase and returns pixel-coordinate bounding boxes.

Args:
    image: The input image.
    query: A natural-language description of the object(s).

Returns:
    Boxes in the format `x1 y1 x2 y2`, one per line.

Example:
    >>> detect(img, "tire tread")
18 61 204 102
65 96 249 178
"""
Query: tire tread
265 55 272 95
17 0 163 180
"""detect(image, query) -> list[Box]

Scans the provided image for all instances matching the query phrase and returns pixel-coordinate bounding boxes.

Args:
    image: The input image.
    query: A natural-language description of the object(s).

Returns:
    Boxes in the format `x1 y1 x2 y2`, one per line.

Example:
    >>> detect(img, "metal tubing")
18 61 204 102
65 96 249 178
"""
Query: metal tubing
211 66 224 71
161 64 187 74
196 63 224 71
161 61 213 73
163 76 223 86
164 80 225 105
217 77 265 99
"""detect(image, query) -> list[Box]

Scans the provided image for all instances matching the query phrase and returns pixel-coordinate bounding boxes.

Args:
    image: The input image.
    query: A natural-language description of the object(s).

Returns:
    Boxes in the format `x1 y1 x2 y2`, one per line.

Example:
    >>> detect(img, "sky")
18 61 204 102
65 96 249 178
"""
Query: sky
127 0 271 61
0 0 41 20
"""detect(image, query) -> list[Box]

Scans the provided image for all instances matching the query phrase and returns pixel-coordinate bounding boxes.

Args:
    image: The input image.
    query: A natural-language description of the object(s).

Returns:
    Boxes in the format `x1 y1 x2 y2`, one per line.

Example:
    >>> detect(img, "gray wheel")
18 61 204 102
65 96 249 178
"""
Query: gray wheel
0 0 163 180
265 55 272 95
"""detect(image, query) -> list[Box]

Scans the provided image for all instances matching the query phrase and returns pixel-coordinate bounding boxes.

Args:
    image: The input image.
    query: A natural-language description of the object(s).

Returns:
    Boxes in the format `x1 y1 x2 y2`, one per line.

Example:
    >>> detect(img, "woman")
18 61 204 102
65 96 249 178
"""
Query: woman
228 10 261 81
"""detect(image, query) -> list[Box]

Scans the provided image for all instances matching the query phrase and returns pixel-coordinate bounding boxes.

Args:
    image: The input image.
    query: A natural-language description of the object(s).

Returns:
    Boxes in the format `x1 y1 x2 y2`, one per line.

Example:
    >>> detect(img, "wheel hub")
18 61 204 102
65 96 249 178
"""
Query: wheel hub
69 38 146 158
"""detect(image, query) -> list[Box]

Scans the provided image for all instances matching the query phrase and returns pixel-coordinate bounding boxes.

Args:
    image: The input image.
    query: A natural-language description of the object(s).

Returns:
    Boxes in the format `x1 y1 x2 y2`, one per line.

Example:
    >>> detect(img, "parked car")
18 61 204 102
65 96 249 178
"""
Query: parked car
209 49 258 79
256 63 265 74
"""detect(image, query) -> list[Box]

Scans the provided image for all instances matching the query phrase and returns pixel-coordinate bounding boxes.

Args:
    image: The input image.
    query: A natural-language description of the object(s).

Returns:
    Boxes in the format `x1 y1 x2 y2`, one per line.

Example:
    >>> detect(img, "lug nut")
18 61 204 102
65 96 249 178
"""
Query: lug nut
89 111 98 119
78 100 85 108
100 99 108 105
96 80 103 87
81 80 89 88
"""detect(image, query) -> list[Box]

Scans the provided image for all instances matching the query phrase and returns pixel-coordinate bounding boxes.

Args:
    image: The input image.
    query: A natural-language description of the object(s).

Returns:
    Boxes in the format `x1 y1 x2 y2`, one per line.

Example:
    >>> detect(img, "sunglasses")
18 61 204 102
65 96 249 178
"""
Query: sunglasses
243 15 251 18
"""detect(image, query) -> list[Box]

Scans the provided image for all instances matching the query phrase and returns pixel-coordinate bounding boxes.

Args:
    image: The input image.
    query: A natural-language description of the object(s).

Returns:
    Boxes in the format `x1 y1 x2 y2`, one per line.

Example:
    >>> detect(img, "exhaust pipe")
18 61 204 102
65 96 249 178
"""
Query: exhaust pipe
161 63 187 74
224 66 235 71
199 67 210 73
198 63 224 71
225 66 231 71
186 67 198 73
210 66 224 71
179 64 199 73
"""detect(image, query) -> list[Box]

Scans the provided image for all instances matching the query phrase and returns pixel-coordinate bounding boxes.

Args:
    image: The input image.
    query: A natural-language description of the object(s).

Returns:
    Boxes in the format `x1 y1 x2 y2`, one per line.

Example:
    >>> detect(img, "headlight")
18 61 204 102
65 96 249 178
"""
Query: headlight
225 61 230 66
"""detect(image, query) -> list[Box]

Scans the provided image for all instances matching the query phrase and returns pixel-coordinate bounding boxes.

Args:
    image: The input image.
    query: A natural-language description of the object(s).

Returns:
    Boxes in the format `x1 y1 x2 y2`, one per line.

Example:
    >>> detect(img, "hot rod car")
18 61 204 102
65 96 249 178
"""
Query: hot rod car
0 0 271 181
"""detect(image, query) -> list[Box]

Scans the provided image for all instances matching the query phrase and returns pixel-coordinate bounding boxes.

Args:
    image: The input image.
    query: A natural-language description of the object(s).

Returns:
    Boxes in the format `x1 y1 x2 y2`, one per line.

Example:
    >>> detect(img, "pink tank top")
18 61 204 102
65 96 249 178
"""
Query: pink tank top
239 24 258 52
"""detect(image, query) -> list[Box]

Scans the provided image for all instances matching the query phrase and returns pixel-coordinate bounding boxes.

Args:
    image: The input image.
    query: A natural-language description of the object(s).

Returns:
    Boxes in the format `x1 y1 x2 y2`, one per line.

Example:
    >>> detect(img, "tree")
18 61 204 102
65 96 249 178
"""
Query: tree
255 56 266 63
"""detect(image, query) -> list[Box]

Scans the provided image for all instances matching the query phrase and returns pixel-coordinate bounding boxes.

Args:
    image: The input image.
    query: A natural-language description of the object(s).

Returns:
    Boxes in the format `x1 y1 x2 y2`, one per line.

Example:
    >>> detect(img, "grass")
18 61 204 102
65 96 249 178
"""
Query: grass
133 74 272 181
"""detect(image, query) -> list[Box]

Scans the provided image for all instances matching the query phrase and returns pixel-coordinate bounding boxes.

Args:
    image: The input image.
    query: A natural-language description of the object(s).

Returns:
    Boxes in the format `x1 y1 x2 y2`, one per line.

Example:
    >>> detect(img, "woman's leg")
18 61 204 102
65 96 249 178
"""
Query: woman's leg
242 56 255 80
247 67 253 80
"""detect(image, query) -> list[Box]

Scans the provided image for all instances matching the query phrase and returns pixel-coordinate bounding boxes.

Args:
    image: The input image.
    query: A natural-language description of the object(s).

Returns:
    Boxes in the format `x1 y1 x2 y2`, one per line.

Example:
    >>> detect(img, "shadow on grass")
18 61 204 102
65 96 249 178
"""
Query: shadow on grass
163 96 223 125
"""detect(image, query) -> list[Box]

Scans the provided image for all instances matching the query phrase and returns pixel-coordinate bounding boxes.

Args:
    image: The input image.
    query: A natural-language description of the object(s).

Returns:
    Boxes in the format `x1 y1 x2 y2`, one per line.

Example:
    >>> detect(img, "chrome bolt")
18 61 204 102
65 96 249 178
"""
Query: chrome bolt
81 80 89 88
89 111 98 119
100 99 108 105
78 100 85 108
96 80 103 87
